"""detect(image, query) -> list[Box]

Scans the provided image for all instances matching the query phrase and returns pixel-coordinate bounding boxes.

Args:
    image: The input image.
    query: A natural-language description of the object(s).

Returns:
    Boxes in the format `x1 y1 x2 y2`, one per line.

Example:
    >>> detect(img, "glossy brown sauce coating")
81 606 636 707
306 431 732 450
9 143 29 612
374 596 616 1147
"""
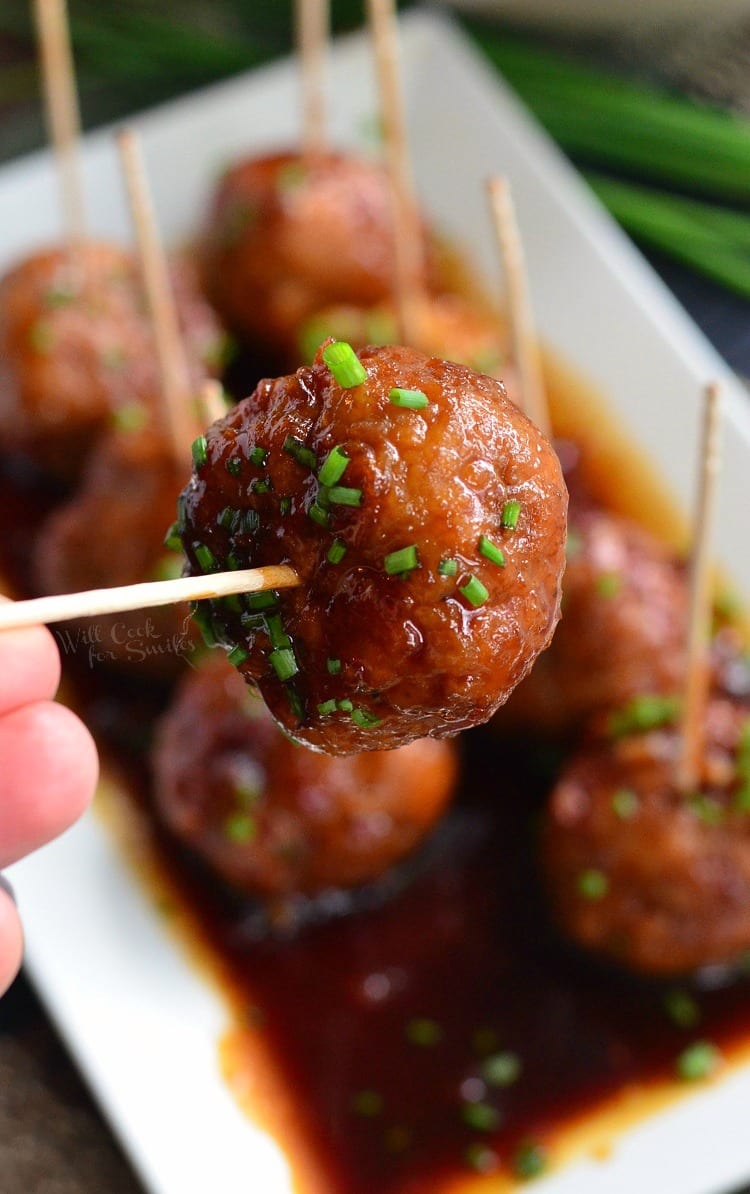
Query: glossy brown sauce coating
542 695 750 975
200 150 440 353
0 242 224 478
178 343 568 752
34 424 196 677
153 655 458 896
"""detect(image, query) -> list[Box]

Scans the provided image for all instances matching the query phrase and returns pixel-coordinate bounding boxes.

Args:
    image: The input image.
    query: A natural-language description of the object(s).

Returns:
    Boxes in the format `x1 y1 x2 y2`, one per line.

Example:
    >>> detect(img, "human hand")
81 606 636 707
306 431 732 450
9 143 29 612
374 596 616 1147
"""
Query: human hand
0 617 98 996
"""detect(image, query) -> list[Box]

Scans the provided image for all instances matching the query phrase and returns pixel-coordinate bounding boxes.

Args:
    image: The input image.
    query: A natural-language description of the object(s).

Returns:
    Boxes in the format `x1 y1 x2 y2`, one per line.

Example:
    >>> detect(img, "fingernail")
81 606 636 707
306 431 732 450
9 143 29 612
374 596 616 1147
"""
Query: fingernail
0 873 16 906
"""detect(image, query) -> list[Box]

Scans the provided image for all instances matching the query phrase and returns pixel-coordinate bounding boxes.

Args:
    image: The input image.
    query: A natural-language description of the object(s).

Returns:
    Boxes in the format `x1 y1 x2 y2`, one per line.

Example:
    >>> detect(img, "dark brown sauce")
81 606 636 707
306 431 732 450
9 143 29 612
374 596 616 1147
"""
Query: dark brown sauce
4 357 750 1192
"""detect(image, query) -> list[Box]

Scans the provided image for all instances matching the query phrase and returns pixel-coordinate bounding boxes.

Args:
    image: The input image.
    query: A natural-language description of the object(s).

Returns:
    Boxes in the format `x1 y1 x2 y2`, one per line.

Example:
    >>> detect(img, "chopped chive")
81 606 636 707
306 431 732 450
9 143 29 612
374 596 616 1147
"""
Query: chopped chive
438 558 458 577
246 590 278 611
385 545 419 575
327 658 342 675
112 401 148 433
461 1103 501 1133
191 604 220 649
322 340 367 388
194 543 218 572
279 497 292 516
218 506 241 532
191 435 208 468
352 707 382 728
577 869 608 900
479 536 505 567
405 1018 443 1047
226 552 241 571
240 509 260 535
265 613 292 650
596 571 622 598
269 648 298 682
318 445 350 486
612 788 639 819
283 435 317 470
664 989 701 1029
328 486 363 507
389 387 429 409
317 699 337 716
337 698 354 713
286 684 305 720
251 477 272 494
512 1140 548 1181
327 538 347 564
676 1040 721 1082
151 554 182 582
460 576 489 608
163 522 183 552
482 1051 522 1087
608 693 680 738
224 812 256 843
352 1090 383 1118
248 445 268 467
222 594 243 614
501 499 522 530
308 502 330 528
227 645 250 667
226 457 242 477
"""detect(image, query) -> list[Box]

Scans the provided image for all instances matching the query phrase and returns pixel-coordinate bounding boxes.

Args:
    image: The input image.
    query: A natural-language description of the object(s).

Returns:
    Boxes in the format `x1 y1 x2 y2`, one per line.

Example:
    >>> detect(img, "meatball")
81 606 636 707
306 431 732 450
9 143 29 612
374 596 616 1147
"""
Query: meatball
200 150 439 354
541 695 750 975
297 294 505 378
176 341 568 754
153 654 458 896
0 242 225 478
496 508 688 737
34 422 195 676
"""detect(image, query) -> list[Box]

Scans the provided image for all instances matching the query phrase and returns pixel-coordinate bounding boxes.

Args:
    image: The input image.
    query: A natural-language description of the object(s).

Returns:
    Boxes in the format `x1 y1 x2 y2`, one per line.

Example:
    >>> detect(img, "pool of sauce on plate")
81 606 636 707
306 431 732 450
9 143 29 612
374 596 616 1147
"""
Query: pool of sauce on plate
4 352 750 1194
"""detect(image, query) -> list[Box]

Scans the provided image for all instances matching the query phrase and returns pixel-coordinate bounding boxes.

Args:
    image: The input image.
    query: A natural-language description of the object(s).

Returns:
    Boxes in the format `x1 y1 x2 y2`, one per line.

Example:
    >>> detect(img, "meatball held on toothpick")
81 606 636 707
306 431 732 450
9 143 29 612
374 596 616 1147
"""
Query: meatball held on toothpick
154 655 458 897
175 341 568 755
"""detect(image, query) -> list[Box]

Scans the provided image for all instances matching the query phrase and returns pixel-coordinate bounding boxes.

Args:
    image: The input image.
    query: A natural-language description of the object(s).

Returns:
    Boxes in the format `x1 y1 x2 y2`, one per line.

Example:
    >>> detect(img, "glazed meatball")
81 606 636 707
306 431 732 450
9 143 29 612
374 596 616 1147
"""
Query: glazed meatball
497 508 688 737
34 422 195 676
297 294 505 378
541 695 750 975
0 242 225 478
176 341 568 754
200 150 438 354
153 655 458 896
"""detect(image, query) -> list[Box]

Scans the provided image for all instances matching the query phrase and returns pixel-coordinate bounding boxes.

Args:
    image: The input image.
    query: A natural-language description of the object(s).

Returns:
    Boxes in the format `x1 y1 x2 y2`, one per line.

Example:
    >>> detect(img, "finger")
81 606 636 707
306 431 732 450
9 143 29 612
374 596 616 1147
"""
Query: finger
0 888 23 997
0 700 99 869
0 608 61 715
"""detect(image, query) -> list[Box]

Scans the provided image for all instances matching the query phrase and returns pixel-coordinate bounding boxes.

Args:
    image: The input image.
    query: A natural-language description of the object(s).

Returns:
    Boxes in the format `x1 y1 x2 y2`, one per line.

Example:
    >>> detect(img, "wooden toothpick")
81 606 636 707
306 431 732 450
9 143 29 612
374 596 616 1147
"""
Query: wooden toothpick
296 0 329 159
678 382 723 792
196 379 229 427
0 566 300 632
487 176 550 438
366 0 424 347
32 0 86 245
117 128 196 463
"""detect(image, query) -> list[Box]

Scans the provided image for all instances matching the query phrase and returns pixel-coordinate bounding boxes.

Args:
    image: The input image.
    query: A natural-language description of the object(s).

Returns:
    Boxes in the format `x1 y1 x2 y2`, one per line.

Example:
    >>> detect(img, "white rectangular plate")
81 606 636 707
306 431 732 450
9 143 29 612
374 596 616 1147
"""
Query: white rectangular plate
5 12 750 1194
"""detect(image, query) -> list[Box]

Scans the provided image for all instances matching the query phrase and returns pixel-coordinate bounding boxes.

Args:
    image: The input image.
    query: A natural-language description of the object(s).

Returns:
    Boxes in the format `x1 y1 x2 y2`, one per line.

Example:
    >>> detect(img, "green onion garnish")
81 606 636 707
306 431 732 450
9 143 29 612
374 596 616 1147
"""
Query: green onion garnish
218 506 241 533
283 435 317 470
501 499 522 530
286 685 305 720
194 543 217 572
322 341 367 388
308 502 330 528
279 497 292 516
240 510 259 534
226 553 241 571
389 387 429 409
227 645 250 667
327 538 347 564
687 793 725 826
482 1051 522 1088
251 477 272 494
676 1040 721 1082
246 590 278 611
608 693 680 738
226 457 242 477
479 536 505 567
327 658 342 675
612 788 639 819
224 812 256 843
351 708 382 728
318 445 350 486
512 1141 548 1181
191 435 208 468
265 613 292 650
405 1018 443 1047
385 545 419 575
328 486 362 507
191 605 220 649
317 699 337 716
460 576 489 608
438 558 458 577
248 445 268 467
269 648 298 682
577 869 608 900
337 698 354 713
461 1103 501 1133
664 989 700 1030
163 522 183 552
